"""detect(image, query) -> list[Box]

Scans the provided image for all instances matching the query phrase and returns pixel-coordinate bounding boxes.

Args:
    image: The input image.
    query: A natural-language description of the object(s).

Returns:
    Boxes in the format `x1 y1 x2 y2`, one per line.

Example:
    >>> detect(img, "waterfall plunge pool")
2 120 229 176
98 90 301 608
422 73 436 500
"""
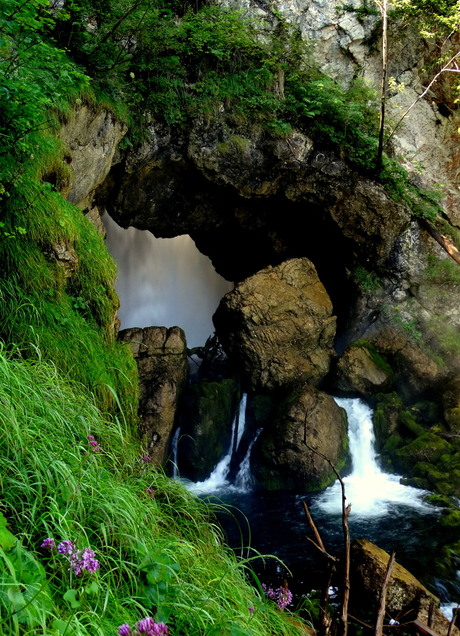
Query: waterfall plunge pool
179 397 460 612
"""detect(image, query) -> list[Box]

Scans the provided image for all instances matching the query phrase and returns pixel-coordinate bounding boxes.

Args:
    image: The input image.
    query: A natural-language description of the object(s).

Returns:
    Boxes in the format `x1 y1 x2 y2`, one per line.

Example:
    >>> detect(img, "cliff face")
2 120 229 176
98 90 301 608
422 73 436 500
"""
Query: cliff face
61 2 460 493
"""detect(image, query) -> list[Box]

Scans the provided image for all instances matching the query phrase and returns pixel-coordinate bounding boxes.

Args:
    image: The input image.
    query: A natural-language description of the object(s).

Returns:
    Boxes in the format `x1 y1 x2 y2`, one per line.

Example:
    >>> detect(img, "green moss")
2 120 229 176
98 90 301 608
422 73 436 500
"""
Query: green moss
352 340 394 377
382 432 404 454
439 509 460 528
396 432 451 464
399 410 426 437
217 135 252 155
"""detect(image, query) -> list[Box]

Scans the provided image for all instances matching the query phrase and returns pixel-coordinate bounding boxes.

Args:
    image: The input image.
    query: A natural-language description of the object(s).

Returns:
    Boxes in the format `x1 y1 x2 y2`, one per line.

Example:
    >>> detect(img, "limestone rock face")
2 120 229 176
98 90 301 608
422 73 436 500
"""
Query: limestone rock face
60 105 127 210
351 538 457 636
334 343 393 395
119 326 188 465
106 121 411 280
46 240 79 278
213 258 336 391
251 386 348 491
219 0 460 227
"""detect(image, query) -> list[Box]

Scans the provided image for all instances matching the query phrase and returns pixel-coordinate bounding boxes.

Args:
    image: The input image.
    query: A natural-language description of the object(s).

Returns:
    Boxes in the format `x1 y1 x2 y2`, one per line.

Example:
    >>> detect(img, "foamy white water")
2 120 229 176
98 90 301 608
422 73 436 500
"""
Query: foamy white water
233 428 262 491
316 398 433 517
104 215 233 348
441 601 459 621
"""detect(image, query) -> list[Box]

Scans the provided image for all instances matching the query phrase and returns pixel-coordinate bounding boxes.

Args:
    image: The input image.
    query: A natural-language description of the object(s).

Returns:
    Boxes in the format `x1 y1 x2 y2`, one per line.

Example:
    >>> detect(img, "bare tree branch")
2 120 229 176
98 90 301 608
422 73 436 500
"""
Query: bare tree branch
384 50 460 150
303 442 351 636
375 550 396 636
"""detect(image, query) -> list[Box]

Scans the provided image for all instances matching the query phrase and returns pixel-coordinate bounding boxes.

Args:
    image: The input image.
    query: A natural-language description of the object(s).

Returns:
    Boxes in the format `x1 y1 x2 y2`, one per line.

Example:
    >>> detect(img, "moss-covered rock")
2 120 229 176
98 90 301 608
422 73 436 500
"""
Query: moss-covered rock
333 340 394 395
251 386 349 491
178 378 240 481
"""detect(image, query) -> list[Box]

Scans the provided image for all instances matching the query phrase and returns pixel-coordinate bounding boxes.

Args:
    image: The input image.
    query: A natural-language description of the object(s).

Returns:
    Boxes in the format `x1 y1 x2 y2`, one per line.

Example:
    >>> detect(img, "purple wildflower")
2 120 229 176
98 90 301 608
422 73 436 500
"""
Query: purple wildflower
262 584 293 610
137 617 156 634
141 456 152 463
118 625 132 636
55 540 100 576
57 540 76 555
276 587 293 610
248 606 254 614
87 435 102 452
80 547 100 573
41 537 55 550
144 489 156 498
136 617 169 635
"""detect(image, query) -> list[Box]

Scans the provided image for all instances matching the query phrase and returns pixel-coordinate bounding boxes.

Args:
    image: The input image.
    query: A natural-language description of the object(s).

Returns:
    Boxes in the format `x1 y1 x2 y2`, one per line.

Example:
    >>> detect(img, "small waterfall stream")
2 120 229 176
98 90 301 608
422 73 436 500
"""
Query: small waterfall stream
186 394 256 494
315 397 432 517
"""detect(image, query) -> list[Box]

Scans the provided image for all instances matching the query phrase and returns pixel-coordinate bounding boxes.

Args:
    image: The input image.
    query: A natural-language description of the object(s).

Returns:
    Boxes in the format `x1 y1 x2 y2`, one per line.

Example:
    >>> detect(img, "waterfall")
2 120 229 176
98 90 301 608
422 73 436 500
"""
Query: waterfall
187 394 258 494
233 428 262 491
170 427 181 479
316 397 432 517
103 214 233 348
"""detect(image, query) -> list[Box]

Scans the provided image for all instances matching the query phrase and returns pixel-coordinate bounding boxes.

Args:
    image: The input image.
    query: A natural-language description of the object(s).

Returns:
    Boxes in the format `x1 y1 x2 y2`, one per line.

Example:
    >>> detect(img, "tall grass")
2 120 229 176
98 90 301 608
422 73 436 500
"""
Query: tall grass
0 346 306 635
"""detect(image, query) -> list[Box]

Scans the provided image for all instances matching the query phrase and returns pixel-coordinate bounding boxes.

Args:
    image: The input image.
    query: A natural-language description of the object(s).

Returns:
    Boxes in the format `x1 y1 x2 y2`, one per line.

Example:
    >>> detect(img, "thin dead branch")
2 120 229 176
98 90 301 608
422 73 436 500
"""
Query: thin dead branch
375 550 396 636
303 443 351 636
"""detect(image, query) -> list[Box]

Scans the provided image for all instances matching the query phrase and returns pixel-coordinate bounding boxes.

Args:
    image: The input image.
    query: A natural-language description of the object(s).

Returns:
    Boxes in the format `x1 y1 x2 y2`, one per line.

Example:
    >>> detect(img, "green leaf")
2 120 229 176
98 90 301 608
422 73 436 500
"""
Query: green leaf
85 580 99 595
63 588 81 609
0 512 16 550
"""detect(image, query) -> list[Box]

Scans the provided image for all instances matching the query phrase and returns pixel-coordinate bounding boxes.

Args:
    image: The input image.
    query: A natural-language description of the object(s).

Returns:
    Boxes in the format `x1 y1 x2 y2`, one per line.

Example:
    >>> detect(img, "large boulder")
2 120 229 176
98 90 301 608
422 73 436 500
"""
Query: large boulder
119 326 188 465
213 258 336 392
362 325 443 401
251 386 348 491
351 538 457 635
333 341 394 395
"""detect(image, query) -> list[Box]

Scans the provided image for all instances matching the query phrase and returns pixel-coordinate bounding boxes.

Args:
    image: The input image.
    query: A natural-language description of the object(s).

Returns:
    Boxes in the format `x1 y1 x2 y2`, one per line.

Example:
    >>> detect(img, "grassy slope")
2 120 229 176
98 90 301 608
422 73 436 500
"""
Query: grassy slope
0 3 307 632
0 346 307 634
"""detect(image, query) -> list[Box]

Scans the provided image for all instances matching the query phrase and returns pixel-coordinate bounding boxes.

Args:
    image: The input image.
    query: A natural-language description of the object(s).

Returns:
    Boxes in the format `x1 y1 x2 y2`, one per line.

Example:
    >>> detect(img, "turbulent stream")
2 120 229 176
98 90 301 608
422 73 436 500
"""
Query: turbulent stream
179 396 460 615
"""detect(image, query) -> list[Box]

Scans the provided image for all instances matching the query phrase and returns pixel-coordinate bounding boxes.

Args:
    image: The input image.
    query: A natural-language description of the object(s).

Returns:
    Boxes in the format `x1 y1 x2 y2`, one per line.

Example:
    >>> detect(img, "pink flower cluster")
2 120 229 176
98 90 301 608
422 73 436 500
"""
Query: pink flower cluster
87 435 102 452
118 617 169 635
262 584 293 610
41 538 100 575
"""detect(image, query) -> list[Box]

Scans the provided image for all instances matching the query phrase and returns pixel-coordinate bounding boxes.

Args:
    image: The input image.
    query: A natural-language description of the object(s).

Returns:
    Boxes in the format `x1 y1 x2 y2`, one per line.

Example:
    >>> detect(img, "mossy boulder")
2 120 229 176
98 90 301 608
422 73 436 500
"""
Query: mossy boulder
333 340 394 395
251 386 348 491
395 432 451 468
120 326 188 466
213 258 336 392
350 538 455 636
373 392 404 451
178 378 240 481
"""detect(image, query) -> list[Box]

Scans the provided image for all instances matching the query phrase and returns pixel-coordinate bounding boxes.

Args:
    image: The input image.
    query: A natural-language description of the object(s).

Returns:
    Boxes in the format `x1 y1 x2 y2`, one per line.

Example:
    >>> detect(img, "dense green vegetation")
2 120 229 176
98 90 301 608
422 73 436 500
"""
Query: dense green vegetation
0 347 306 634
1 0 458 632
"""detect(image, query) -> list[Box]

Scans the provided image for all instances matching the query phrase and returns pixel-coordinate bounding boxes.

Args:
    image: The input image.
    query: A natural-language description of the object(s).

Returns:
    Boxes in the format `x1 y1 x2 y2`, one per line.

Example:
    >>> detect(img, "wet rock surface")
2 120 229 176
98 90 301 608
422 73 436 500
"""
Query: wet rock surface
119 326 188 465
213 258 336 392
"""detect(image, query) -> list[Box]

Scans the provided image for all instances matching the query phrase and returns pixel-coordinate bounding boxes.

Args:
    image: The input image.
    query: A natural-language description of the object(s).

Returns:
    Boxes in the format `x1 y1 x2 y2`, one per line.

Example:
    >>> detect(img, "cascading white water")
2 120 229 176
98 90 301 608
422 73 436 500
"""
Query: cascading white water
316 397 433 517
233 428 262 491
187 394 252 494
104 215 233 348
170 427 181 479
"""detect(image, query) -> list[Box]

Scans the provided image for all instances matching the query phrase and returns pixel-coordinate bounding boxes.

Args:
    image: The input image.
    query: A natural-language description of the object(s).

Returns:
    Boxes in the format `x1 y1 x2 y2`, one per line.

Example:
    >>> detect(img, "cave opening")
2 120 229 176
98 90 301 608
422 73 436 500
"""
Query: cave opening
103 214 233 349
